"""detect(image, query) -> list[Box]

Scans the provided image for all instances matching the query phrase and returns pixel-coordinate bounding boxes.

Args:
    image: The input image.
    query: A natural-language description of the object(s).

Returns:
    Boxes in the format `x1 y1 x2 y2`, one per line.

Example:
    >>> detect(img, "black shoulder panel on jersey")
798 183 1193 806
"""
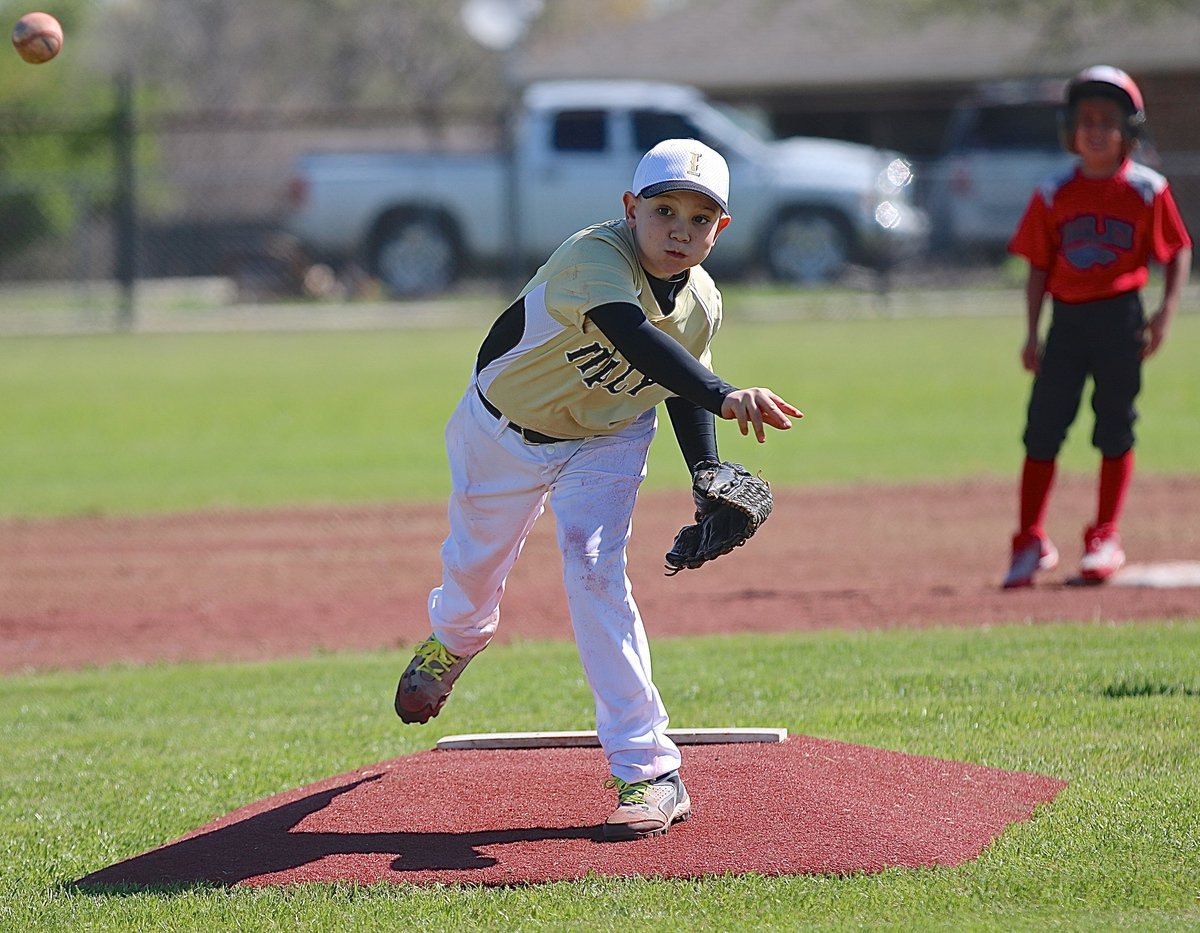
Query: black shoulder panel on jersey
475 296 526 374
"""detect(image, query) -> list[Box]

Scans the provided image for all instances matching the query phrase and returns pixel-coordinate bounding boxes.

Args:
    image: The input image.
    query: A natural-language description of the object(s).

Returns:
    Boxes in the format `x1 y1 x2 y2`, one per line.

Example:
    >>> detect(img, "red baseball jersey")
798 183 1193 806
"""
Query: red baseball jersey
1008 159 1191 304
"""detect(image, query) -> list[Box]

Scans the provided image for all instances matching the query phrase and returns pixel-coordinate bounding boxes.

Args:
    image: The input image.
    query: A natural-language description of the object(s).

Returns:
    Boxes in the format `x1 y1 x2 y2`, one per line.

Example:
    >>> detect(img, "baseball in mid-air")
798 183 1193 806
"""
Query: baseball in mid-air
12 11 63 64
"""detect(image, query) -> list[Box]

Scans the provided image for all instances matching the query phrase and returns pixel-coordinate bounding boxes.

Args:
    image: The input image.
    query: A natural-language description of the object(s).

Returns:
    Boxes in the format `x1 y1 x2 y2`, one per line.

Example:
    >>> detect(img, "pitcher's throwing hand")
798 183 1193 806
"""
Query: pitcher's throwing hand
721 388 803 442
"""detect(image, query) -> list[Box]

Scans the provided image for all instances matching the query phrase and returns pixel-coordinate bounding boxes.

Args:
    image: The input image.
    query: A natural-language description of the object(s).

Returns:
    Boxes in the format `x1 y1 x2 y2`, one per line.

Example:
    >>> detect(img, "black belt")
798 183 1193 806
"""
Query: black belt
476 386 571 444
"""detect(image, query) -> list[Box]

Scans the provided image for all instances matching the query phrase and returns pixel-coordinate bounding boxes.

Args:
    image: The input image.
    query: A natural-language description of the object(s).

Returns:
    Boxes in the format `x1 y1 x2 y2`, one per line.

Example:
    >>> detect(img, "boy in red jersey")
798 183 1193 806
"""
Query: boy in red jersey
1003 66 1191 588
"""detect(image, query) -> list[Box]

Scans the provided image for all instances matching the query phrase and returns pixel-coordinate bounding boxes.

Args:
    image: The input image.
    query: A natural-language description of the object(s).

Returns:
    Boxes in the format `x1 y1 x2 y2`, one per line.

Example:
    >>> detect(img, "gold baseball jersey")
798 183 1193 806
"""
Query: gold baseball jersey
476 219 723 438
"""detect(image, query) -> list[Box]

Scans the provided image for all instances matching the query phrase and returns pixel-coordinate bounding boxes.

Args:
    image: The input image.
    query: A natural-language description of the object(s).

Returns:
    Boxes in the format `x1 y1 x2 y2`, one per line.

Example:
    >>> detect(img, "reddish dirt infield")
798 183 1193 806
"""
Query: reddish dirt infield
4 475 1198 676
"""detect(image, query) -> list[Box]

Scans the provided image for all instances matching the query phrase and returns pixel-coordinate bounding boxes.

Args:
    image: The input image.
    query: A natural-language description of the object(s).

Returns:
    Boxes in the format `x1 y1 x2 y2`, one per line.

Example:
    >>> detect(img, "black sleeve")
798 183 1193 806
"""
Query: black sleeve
665 395 718 472
588 301 735 415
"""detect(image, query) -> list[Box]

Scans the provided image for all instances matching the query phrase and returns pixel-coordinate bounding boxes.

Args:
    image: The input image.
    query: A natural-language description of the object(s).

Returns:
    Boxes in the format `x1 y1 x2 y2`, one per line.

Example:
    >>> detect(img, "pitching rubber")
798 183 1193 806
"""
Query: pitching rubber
436 727 787 750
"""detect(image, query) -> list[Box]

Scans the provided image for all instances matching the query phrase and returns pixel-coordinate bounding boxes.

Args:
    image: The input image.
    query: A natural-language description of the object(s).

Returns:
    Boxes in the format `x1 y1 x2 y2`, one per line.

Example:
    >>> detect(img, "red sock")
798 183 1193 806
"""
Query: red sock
1097 450 1134 529
1019 457 1056 537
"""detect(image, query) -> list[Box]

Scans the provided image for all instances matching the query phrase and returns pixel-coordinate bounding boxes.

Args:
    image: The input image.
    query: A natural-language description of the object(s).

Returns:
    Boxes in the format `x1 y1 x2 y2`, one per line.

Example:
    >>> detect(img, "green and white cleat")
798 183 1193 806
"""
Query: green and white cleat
394 634 473 724
602 770 691 841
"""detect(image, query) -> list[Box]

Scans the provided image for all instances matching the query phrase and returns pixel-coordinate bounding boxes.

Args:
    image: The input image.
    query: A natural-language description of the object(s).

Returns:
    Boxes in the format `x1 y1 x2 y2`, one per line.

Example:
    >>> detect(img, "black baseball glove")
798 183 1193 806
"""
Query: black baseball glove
664 460 773 574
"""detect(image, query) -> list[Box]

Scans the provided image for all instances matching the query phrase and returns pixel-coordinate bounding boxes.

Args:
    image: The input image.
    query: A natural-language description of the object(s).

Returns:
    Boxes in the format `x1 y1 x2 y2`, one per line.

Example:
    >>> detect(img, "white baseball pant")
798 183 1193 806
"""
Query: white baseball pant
427 385 681 783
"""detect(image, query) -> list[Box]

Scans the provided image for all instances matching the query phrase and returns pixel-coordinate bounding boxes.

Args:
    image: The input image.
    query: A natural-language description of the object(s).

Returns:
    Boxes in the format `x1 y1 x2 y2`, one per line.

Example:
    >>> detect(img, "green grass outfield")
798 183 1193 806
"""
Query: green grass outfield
1 302 1197 517
2 623 1198 930
2 294 1198 928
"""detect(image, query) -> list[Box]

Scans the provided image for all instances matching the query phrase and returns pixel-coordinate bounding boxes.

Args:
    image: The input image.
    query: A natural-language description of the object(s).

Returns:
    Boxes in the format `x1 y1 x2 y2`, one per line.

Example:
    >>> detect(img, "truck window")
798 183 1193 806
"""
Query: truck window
553 110 608 152
632 111 709 151
963 104 1060 151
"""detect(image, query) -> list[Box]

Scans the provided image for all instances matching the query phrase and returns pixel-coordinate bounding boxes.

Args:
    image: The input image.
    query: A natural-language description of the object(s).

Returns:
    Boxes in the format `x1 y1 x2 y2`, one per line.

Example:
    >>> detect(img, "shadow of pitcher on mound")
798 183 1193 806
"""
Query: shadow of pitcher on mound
73 775 602 889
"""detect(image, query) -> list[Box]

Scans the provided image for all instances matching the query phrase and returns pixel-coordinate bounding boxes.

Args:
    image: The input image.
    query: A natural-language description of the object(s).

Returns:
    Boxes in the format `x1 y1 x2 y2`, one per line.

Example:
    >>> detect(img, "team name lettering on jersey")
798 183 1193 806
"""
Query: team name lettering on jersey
566 342 656 395
1060 215 1134 269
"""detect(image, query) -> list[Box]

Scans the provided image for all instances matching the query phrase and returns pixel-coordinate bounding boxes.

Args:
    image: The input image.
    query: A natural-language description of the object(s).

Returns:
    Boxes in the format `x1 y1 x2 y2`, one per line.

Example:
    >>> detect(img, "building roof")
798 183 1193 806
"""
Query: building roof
520 0 1200 94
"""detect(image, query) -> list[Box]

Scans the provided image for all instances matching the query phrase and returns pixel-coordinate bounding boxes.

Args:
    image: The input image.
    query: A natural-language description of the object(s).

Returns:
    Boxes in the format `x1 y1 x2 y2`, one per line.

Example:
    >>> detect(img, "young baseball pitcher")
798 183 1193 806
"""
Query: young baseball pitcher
1002 66 1192 588
394 138 801 840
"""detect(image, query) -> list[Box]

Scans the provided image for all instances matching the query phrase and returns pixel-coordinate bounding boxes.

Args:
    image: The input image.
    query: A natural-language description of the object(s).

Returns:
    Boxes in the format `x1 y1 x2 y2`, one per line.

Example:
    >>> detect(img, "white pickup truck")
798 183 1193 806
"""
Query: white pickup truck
285 80 928 296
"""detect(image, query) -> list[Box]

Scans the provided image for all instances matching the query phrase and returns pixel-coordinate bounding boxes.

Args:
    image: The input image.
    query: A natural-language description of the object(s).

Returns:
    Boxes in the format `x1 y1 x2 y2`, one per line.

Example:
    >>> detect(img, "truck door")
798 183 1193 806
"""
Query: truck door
523 109 635 255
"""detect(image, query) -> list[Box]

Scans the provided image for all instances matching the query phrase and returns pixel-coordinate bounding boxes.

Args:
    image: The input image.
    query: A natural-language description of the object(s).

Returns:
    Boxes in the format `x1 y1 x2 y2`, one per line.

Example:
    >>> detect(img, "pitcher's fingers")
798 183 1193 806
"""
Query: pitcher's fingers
763 408 793 430
750 407 766 443
761 396 800 430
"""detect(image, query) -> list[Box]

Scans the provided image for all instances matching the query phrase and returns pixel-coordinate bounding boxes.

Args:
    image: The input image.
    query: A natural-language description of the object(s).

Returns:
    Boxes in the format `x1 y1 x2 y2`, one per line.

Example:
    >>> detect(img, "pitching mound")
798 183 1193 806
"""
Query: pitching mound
76 736 1065 888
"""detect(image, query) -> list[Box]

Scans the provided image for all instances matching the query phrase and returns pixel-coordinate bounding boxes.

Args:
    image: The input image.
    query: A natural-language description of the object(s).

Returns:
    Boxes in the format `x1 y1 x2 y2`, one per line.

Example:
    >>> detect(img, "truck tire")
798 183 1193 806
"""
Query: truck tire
764 209 850 284
370 212 460 297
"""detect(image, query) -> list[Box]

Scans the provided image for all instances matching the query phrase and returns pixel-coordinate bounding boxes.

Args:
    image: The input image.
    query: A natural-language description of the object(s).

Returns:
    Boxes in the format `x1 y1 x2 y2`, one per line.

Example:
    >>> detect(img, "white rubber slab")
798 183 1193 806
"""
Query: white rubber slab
1111 561 1200 588
436 727 787 750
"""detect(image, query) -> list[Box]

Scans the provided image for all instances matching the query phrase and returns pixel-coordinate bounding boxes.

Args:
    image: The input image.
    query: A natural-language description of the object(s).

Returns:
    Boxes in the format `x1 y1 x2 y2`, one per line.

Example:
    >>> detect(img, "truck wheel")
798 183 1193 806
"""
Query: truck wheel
371 214 459 297
764 210 850 284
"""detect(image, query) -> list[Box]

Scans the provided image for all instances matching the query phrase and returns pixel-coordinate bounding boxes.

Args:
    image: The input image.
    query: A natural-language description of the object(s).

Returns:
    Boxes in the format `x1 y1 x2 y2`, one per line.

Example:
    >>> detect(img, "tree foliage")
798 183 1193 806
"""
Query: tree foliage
91 0 508 113
904 0 1194 53
908 0 1190 15
1 0 519 261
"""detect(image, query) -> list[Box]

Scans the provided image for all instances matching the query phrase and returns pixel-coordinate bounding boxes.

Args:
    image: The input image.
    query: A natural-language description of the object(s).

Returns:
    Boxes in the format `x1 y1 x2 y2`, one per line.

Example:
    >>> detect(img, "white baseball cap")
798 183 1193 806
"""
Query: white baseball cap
632 138 729 214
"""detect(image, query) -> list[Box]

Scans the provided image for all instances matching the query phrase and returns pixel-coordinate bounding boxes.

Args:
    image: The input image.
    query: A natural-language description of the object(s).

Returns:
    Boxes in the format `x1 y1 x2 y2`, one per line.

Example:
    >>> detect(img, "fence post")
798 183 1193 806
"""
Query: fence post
114 71 137 330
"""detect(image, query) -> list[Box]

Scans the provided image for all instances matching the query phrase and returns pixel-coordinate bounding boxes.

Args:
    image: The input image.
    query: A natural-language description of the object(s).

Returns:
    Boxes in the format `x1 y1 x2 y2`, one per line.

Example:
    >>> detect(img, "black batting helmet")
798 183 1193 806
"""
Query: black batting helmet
1059 65 1146 153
